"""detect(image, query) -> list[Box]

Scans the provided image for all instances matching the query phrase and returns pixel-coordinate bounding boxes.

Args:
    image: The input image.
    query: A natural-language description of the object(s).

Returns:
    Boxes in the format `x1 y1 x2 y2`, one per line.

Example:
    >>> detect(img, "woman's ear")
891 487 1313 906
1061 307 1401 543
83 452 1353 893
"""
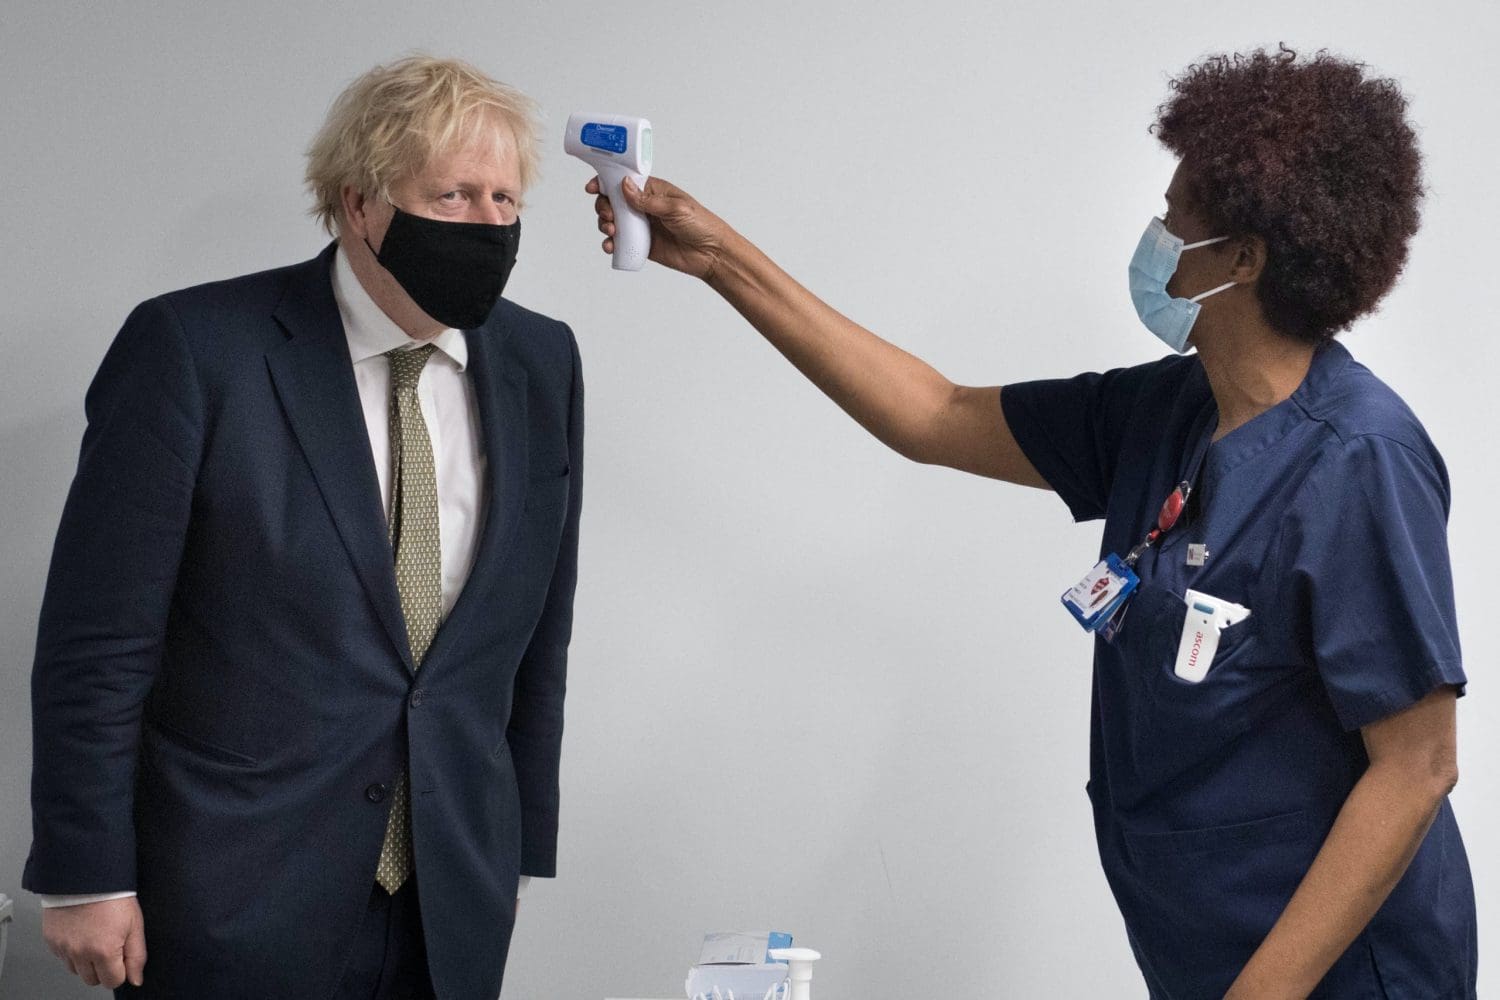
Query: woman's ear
1230 234 1268 284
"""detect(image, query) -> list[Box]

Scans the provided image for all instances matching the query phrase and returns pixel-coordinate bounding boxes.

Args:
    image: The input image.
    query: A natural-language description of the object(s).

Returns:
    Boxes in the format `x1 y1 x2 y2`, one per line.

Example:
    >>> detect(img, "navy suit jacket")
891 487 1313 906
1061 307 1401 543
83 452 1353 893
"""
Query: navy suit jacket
24 243 583 999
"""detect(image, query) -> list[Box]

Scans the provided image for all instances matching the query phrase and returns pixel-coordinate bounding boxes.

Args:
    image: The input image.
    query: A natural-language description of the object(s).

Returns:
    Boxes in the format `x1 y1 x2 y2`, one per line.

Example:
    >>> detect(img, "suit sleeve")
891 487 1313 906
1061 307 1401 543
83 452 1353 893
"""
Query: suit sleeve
23 297 204 894
506 324 582 879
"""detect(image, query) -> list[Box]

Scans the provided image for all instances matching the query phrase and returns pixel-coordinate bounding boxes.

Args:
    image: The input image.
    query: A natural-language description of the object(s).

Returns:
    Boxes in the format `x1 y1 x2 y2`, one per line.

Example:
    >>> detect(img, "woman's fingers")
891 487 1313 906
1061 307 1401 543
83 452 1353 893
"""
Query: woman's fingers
588 175 687 231
620 176 663 215
593 192 614 225
583 173 722 274
623 176 689 221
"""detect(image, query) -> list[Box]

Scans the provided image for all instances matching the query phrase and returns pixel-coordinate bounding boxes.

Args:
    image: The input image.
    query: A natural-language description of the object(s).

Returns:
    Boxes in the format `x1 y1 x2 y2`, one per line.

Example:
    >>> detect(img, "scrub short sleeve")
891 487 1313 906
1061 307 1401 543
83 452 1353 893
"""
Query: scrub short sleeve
1286 433 1466 731
1001 362 1163 522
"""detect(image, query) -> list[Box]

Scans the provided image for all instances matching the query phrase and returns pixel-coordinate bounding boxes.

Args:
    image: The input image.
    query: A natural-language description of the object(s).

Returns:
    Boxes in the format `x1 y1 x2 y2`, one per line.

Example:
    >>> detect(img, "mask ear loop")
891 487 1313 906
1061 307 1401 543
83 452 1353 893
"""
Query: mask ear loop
362 199 407 261
1181 234 1235 303
1189 280 1237 303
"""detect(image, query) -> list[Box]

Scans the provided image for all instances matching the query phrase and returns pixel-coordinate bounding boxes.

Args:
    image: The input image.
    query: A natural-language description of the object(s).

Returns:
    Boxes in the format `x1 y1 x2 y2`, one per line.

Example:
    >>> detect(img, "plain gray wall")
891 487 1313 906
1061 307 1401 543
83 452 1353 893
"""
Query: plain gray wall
3 1 1496 997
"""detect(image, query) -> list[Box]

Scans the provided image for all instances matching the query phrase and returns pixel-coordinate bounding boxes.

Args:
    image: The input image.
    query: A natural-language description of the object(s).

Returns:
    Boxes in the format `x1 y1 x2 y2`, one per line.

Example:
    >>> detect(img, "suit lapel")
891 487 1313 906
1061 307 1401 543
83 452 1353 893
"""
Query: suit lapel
420 319 529 667
266 245 414 670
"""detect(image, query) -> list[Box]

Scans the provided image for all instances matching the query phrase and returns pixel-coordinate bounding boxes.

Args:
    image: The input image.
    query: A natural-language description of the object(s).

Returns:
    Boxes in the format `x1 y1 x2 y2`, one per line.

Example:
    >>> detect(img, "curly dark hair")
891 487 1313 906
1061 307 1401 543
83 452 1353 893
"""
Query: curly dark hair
1153 46 1423 344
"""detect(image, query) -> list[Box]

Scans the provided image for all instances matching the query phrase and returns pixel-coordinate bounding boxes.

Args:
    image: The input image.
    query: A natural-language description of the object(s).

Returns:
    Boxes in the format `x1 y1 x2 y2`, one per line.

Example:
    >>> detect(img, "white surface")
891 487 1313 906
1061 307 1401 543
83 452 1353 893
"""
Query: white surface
2 2 1497 998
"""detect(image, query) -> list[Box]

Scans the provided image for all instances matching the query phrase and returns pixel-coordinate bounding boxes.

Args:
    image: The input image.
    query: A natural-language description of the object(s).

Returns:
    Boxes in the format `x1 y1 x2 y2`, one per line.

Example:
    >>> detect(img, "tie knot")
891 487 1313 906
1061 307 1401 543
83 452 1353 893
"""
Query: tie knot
385 344 438 392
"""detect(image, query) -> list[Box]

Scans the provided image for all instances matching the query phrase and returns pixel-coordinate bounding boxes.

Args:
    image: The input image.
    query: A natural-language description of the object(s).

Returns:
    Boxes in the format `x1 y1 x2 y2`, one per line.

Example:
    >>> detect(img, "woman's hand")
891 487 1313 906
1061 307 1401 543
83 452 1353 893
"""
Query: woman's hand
587 175 728 281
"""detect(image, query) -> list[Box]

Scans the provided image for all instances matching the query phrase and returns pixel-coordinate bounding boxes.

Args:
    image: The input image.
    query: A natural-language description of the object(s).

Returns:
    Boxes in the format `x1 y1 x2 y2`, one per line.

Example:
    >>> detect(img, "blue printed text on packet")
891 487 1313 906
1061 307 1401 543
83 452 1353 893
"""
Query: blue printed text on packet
580 122 628 154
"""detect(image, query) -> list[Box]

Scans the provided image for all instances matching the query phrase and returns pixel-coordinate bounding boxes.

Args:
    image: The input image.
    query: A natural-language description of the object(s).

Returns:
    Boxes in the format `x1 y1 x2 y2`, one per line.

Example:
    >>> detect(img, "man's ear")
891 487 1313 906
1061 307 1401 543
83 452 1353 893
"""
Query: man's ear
340 186 371 242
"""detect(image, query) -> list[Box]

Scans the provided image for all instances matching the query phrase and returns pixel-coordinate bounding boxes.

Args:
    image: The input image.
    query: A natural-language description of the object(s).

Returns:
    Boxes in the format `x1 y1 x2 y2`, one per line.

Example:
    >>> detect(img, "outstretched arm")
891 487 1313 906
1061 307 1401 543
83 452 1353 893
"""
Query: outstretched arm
588 175 1048 488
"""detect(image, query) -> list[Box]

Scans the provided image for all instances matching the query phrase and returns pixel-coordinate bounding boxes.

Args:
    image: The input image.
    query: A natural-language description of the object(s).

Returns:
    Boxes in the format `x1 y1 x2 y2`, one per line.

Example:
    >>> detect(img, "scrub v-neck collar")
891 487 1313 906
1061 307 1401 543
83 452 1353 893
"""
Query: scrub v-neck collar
1189 339 1351 483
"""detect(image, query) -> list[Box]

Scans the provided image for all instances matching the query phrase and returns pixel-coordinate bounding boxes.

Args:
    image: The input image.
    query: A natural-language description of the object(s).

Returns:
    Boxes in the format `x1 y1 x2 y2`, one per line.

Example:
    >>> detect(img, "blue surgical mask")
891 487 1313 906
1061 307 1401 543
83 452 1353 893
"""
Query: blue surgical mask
1128 217 1235 352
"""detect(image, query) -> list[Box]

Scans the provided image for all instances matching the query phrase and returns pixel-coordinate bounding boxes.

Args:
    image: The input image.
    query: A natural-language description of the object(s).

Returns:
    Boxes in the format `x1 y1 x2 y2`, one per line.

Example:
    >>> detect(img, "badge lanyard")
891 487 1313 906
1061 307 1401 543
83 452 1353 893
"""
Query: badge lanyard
1123 478 1193 567
1060 415 1214 636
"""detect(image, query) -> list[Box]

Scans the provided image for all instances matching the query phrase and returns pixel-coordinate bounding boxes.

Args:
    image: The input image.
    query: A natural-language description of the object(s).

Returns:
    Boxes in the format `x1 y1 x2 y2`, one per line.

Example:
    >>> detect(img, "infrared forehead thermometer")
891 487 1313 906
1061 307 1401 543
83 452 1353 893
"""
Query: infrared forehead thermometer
564 112 653 271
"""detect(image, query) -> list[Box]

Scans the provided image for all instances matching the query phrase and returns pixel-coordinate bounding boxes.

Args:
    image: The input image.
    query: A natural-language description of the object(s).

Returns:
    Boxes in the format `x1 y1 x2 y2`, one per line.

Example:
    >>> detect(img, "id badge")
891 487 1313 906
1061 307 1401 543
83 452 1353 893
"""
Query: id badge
1061 553 1139 633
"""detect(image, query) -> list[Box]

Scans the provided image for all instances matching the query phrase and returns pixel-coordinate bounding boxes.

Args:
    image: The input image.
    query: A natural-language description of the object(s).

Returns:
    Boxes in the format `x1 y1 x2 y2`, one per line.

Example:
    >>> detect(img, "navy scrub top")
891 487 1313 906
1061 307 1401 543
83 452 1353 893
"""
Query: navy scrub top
1002 341 1476 999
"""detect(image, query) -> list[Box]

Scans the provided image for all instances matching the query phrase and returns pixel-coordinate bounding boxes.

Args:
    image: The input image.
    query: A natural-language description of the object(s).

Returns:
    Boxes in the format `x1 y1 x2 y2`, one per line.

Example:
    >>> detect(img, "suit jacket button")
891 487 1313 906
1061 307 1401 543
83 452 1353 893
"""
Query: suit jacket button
365 783 387 803
410 688 425 708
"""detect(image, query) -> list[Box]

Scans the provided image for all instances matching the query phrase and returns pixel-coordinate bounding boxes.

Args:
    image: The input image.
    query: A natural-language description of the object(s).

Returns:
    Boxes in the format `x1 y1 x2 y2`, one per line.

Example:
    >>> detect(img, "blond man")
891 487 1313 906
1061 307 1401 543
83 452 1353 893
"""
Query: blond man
26 56 581 1000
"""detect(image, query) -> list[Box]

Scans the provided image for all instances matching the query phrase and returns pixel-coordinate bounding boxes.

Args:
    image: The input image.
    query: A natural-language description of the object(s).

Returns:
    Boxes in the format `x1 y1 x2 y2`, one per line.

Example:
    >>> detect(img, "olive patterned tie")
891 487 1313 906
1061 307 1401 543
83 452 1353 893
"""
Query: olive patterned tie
375 343 443 894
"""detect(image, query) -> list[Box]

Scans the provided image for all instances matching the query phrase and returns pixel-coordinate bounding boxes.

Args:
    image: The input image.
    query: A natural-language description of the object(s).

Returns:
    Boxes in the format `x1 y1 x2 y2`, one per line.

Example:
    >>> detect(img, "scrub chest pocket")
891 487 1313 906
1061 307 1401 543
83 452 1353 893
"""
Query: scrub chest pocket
1105 582 1339 996
1110 581 1261 791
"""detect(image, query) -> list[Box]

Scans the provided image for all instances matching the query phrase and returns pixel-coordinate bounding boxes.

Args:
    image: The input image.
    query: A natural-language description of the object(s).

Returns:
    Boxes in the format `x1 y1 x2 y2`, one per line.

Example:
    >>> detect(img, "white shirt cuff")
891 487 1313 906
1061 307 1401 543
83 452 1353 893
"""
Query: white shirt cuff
517 875 531 898
38 891 137 908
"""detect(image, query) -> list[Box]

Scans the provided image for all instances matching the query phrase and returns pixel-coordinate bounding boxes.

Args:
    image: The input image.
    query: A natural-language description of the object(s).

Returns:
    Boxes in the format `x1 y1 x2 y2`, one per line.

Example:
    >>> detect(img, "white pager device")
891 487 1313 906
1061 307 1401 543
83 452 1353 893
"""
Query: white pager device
564 112 653 271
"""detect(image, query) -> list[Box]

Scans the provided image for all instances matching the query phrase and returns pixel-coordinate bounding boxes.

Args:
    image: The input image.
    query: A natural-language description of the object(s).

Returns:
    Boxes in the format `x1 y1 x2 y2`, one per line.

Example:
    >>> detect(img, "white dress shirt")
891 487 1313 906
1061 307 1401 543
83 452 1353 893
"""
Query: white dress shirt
42 246 529 907
336 244 489 618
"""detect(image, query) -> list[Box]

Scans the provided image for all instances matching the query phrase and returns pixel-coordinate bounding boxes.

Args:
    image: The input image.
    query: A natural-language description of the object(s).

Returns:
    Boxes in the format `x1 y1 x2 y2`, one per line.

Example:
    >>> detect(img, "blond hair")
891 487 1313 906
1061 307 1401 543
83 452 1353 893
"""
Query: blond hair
305 55 542 235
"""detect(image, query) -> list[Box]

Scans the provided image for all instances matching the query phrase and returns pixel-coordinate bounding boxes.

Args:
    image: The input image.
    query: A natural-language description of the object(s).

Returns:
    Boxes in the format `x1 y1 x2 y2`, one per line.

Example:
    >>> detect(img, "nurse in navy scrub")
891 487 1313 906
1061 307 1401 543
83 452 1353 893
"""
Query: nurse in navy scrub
585 46 1475 998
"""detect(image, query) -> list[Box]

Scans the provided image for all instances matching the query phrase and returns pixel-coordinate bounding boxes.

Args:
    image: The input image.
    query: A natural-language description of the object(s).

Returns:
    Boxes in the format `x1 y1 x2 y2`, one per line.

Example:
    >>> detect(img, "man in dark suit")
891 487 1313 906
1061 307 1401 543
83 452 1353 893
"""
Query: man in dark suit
25 56 581 999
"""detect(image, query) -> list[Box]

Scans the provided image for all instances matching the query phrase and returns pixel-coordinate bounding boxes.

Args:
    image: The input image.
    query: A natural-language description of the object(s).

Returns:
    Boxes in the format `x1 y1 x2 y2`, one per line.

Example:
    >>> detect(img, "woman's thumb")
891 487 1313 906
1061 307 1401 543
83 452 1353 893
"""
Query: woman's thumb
621 176 660 215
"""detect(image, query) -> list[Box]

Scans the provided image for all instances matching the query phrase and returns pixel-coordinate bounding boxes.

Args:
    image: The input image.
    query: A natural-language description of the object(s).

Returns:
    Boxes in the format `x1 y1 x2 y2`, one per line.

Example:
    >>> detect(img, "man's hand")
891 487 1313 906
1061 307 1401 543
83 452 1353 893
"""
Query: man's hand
42 896 147 989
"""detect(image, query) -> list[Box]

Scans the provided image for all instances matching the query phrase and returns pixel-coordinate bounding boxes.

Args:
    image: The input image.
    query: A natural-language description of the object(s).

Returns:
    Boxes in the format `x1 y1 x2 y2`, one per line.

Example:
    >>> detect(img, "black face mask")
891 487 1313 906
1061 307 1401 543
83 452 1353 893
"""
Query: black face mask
366 206 520 330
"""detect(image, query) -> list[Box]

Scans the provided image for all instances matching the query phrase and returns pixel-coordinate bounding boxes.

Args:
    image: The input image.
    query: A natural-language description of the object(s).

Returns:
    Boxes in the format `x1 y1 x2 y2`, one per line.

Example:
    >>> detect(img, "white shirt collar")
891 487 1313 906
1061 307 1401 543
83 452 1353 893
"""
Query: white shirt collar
331 244 468 371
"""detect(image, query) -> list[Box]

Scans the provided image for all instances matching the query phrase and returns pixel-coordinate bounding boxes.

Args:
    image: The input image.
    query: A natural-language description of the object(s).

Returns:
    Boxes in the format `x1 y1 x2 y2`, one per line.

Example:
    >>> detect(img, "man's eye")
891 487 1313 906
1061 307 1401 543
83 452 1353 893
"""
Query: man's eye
493 193 512 204
439 191 462 202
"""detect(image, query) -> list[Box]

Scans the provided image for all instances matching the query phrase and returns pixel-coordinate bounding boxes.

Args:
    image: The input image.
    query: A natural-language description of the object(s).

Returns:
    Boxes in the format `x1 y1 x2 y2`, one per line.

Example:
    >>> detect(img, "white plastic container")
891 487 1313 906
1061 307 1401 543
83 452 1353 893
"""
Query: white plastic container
766 948 820 1000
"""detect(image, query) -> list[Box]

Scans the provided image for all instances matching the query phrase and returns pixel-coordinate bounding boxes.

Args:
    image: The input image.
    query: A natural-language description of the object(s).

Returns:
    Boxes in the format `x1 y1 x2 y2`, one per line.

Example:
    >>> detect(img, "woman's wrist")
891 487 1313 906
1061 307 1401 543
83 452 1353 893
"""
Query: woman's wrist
703 226 759 298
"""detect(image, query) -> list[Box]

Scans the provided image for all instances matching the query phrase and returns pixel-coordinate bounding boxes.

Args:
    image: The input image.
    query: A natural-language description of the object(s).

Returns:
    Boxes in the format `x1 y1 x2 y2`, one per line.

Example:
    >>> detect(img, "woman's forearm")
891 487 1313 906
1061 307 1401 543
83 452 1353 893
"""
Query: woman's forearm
1224 761 1451 998
596 175 1044 482
704 227 958 463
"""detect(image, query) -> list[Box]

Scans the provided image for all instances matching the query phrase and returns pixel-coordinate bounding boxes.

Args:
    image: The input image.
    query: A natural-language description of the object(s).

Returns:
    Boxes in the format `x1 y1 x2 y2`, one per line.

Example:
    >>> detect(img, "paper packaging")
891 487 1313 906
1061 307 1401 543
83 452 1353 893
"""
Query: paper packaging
698 931 793 966
687 932 795 999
